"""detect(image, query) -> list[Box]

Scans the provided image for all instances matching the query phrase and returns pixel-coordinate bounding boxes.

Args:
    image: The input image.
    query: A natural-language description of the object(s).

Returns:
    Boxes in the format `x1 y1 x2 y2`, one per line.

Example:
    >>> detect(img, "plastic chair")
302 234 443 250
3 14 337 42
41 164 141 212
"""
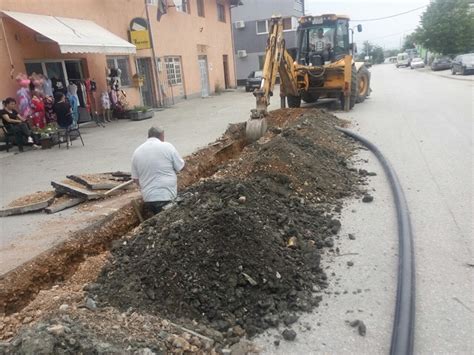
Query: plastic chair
57 126 84 149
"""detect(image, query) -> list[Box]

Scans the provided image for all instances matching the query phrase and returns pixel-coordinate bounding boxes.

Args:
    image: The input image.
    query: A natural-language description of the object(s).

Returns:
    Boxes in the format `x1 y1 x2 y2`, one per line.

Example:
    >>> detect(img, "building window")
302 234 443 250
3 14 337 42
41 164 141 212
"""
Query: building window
106 57 131 86
217 2 226 22
25 62 44 76
256 20 268 34
165 57 183 85
175 0 190 13
197 0 205 17
24 60 85 88
282 17 292 31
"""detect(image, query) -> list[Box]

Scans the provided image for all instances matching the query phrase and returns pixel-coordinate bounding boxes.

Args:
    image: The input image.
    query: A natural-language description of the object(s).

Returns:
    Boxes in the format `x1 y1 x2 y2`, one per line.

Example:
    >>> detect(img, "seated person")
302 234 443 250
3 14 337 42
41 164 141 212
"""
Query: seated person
53 92 73 129
1 97 38 152
310 28 334 62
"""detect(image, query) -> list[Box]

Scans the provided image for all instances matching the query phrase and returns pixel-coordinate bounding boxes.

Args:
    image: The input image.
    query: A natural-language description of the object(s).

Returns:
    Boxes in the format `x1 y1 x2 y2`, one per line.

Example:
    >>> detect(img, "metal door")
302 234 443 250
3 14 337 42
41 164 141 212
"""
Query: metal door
137 57 157 107
198 56 209 97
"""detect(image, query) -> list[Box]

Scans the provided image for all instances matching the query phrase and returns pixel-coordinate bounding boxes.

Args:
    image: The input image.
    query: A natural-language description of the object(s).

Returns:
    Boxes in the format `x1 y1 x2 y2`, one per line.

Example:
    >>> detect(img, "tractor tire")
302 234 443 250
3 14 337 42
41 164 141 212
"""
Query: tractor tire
356 66 371 103
340 67 357 110
287 95 301 108
301 92 319 104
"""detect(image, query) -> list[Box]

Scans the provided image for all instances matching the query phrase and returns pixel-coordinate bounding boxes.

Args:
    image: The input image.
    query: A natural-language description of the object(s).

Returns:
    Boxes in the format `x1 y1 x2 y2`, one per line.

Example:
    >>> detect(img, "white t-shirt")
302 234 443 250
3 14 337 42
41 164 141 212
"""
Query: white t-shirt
131 138 185 202
311 32 332 52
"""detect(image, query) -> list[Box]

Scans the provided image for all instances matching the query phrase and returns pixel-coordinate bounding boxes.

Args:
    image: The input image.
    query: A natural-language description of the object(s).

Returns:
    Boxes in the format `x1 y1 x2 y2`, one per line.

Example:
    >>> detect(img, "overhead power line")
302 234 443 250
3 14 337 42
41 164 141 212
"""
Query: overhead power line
367 28 416 41
352 4 427 22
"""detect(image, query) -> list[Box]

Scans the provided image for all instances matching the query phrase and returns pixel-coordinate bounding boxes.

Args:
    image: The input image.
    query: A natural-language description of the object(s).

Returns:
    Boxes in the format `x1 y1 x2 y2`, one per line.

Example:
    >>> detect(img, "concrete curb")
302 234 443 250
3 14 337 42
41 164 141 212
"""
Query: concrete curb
421 68 474 82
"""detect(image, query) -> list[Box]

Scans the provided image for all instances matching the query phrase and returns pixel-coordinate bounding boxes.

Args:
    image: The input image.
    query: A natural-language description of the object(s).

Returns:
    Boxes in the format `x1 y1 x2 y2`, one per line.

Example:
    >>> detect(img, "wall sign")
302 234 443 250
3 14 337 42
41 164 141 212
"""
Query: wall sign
129 17 151 50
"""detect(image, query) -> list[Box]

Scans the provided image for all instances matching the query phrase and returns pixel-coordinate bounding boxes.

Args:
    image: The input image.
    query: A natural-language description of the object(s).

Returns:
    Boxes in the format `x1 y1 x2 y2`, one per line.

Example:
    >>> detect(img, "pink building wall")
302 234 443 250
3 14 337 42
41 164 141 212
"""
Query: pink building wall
0 0 236 106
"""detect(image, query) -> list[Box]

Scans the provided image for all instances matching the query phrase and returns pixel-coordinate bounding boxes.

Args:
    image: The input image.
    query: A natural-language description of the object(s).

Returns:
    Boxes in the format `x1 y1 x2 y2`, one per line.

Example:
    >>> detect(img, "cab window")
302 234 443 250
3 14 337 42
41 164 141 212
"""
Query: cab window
334 20 349 56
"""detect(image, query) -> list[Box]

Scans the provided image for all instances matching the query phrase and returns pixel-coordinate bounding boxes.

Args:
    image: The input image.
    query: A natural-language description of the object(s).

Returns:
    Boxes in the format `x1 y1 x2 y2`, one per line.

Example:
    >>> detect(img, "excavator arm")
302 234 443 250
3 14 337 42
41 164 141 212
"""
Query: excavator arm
246 17 299 141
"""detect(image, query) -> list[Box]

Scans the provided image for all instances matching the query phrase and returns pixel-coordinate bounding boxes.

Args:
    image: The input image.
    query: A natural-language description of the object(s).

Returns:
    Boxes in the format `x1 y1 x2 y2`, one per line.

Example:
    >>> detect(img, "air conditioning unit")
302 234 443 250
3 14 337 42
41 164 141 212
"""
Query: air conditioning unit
237 50 248 58
234 20 245 29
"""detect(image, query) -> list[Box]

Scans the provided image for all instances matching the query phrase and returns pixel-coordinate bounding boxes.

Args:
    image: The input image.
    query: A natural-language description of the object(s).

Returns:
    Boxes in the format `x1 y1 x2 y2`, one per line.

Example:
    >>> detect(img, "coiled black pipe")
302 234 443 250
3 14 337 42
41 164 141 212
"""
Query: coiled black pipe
336 127 415 355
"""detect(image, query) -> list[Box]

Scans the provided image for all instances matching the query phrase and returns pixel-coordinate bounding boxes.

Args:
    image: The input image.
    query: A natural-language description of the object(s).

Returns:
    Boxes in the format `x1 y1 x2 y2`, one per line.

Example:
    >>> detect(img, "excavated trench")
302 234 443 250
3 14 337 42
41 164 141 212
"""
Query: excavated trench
0 108 363 354
0 123 249 317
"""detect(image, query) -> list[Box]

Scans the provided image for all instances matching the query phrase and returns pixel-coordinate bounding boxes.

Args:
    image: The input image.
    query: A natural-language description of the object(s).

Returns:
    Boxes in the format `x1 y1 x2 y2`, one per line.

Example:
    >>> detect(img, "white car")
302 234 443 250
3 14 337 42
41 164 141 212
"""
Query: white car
410 58 425 69
396 52 409 68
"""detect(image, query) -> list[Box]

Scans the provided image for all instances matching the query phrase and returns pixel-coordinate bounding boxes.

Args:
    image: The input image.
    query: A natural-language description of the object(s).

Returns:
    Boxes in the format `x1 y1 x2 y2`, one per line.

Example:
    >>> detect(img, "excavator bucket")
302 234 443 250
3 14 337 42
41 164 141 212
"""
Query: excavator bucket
246 115 268 142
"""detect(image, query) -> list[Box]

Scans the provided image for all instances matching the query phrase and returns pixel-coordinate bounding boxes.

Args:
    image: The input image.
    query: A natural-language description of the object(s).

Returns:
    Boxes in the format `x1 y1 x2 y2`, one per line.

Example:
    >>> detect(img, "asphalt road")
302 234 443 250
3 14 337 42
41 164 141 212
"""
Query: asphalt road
338 65 473 353
255 65 472 354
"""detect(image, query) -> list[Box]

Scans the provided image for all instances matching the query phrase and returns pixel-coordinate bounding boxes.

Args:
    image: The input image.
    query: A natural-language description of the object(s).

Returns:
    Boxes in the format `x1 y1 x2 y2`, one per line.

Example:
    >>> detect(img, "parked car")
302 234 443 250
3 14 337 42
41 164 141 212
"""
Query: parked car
431 56 452 71
396 53 409 68
245 70 263 92
406 48 418 66
410 57 425 69
451 53 474 75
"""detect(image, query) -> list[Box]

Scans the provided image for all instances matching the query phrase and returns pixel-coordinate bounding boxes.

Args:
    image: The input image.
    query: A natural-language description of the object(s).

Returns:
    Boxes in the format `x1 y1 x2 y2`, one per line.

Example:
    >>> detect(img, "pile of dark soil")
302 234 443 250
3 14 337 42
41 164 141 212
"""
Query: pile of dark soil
95 178 335 339
218 109 357 207
93 109 360 342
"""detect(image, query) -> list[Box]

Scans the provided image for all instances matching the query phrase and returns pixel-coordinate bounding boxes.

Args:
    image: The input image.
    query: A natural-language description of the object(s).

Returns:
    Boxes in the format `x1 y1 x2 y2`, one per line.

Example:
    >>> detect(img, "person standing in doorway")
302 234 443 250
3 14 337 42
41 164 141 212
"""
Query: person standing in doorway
131 126 185 214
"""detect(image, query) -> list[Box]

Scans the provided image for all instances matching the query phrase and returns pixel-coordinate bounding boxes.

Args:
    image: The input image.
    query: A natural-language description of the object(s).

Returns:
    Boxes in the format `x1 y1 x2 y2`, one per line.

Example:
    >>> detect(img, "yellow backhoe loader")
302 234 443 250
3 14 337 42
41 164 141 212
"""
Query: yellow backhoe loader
246 14 371 141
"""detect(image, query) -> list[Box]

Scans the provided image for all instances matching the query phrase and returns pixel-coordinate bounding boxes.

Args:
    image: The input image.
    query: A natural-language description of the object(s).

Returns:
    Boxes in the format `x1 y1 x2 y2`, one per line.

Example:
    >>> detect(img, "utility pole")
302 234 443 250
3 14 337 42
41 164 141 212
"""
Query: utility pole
145 0 163 107
229 3 240 89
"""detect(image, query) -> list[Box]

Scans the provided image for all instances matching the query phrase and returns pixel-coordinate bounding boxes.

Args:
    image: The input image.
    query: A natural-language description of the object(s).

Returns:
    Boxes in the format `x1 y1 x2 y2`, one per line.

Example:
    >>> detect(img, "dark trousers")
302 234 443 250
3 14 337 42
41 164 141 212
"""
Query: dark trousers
145 200 170 214
7 123 31 151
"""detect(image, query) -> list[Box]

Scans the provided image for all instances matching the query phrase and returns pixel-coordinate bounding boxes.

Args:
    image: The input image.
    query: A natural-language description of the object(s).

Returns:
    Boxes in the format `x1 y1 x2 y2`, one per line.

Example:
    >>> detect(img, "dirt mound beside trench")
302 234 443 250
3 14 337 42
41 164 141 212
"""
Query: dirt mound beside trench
92 109 360 342
95 178 331 338
218 109 356 207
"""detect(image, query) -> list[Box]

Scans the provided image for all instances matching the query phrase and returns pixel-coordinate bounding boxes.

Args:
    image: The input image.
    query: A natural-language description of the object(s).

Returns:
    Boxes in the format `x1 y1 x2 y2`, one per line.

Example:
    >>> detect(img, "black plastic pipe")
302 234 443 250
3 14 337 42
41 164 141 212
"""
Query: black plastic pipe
336 127 415 355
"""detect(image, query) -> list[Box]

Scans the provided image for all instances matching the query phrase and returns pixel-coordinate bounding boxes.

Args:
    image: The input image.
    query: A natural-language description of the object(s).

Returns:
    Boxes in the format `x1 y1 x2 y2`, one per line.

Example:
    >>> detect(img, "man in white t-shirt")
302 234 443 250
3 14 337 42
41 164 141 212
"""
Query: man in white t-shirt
310 28 333 61
131 126 185 214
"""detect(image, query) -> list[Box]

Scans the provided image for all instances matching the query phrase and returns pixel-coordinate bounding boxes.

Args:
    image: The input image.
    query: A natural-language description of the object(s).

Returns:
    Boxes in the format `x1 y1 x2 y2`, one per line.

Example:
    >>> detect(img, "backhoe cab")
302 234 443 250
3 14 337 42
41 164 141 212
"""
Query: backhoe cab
246 14 371 141
289 14 370 110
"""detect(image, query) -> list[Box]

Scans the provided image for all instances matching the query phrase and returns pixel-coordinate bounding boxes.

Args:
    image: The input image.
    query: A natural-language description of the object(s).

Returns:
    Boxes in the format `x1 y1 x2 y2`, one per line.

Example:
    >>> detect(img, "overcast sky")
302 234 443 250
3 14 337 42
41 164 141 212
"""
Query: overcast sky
305 0 430 49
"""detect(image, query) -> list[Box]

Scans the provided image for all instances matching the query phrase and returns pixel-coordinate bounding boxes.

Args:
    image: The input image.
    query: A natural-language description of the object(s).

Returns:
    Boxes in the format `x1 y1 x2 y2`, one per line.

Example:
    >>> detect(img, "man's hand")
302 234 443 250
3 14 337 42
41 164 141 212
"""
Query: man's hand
133 178 140 188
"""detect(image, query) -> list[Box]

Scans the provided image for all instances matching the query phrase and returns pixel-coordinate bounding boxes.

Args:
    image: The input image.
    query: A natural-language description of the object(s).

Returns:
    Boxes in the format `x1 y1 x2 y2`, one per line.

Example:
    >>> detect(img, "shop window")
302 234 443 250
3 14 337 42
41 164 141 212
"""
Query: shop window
25 62 44 76
65 61 84 80
24 60 85 88
256 20 268 34
165 57 183 85
217 2 226 22
45 62 67 85
197 0 205 17
106 56 131 86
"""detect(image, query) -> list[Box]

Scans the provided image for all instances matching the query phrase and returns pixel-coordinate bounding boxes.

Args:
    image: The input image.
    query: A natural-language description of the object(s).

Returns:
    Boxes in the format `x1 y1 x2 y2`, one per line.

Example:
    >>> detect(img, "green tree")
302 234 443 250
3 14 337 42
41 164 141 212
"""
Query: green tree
417 0 474 55
371 45 385 64
384 49 399 58
357 41 385 64
403 32 418 50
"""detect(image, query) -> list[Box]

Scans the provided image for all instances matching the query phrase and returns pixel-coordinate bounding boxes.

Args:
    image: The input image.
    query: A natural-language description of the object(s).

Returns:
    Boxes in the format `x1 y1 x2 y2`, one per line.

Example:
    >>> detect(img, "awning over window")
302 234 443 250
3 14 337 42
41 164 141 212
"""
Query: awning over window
2 11 136 54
